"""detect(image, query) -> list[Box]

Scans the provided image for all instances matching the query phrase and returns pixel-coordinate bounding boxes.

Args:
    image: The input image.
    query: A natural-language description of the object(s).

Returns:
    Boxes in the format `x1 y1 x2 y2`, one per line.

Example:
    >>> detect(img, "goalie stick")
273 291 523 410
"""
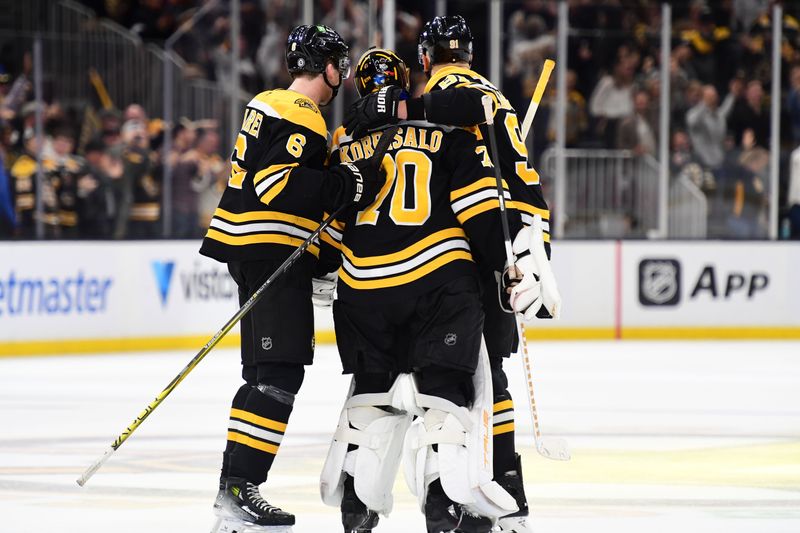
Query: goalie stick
520 59 555 141
481 94 570 462
76 126 401 487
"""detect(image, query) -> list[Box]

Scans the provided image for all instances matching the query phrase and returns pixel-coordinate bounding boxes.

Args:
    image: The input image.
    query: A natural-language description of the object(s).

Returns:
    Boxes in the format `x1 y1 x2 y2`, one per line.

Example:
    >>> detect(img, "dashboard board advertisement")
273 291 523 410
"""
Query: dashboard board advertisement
1 240 798 356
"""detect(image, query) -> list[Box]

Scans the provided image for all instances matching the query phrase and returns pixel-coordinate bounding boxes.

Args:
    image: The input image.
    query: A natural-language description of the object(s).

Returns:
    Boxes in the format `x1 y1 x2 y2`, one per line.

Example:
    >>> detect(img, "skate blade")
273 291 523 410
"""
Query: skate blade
498 515 533 532
211 516 294 533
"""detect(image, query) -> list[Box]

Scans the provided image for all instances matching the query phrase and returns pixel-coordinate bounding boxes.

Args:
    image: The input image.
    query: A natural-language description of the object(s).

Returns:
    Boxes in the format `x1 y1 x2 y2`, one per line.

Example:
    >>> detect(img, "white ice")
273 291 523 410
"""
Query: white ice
1 340 799 533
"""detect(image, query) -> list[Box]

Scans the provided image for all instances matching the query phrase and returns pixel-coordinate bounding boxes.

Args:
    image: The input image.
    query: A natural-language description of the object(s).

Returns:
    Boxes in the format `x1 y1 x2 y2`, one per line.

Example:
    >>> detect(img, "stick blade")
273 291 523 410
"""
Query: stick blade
536 437 571 461
76 445 115 487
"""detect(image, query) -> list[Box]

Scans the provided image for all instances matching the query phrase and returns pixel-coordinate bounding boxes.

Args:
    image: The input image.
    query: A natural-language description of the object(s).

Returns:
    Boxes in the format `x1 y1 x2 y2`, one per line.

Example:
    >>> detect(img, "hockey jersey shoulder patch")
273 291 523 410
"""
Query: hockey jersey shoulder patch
250 90 327 139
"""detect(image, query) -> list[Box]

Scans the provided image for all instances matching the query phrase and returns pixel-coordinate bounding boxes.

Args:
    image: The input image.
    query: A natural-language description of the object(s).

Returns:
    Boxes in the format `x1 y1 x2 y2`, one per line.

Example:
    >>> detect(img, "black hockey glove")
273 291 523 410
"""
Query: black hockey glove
343 85 403 140
322 159 385 212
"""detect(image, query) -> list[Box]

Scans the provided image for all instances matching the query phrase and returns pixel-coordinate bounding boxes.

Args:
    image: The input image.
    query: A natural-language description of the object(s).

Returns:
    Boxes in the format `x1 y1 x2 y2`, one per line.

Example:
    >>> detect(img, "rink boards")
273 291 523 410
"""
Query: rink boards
1 240 799 355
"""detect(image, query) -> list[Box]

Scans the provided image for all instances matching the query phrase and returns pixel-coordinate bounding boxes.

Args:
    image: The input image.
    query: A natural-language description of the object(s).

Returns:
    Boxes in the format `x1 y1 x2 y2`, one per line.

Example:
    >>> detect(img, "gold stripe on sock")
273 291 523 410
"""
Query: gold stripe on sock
230 408 288 433
227 431 279 454
493 399 513 412
493 422 515 436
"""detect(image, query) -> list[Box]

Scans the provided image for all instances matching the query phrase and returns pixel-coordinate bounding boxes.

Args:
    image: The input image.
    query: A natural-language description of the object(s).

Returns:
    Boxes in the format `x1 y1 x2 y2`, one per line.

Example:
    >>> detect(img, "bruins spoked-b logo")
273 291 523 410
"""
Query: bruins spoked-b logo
639 259 681 306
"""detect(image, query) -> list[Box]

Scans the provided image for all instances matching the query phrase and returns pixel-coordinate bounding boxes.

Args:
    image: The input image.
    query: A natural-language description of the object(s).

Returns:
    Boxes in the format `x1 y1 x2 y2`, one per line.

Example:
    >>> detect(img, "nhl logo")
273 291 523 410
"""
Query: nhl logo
297 57 305 68
444 333 457 346
261 337 273 351
639 259 681 306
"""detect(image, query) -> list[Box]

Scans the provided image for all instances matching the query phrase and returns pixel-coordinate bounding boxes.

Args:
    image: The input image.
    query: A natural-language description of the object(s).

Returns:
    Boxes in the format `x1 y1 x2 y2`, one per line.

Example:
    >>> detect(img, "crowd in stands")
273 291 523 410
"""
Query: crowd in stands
0 57 227 239
503 0 800 238
2 0 800 239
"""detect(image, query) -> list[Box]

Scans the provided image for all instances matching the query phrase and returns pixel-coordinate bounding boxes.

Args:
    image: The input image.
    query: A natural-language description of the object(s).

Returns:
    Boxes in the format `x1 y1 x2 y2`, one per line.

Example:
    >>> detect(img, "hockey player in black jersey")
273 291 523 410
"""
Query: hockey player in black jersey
342 16 562 533
200 25 388 533
319 48 546 533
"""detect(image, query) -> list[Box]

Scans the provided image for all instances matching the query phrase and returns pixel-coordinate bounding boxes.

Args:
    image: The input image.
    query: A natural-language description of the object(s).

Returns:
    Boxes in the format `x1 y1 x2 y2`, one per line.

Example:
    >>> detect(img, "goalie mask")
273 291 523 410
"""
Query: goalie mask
354 47 411 98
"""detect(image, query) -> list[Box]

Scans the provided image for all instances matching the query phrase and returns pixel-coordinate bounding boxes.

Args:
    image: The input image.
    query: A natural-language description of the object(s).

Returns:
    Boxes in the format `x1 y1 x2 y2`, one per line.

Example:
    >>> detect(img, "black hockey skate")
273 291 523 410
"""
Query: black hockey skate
496 454 532 533
341 474 379 532
424 479 493 533
211 477 294 532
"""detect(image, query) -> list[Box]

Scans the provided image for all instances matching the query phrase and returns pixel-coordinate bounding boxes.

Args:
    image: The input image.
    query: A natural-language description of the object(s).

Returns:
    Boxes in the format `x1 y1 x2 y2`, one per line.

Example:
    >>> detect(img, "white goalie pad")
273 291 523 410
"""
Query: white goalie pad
402 339 518 519
320 376 416 516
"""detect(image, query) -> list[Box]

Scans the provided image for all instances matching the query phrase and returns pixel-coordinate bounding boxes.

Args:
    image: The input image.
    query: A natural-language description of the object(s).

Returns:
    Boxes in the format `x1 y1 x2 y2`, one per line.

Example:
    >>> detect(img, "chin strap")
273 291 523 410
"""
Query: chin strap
320 70 342 107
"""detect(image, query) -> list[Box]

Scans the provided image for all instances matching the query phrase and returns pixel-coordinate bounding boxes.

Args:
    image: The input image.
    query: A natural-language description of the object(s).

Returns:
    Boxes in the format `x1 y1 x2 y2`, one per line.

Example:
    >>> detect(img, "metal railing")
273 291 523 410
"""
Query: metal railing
669 174 708 239
541 148 660 239
10 0 246 151
6 0 251 238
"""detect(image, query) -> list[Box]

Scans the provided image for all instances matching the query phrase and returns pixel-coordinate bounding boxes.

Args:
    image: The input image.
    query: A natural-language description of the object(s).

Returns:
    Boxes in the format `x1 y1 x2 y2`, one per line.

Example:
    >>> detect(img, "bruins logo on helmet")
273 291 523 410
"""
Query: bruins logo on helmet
354 48 411 98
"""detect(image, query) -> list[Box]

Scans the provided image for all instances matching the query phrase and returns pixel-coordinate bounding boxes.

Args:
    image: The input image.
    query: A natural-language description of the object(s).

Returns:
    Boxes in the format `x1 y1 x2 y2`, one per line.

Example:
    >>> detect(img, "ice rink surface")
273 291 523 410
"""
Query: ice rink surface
1 340 799 533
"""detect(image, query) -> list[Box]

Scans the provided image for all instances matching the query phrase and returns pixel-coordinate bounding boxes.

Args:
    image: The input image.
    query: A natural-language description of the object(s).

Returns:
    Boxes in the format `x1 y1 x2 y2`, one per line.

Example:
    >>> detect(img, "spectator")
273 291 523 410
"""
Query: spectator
686 84 735 169
788 65 800 144
77 139 114 238
616 89 657 156
194 127 227 232
589 58 635 147
679 2 732 85
733 0 769 32
109 120 157 239
169 159 198 238
711 129 766 239
671 130 695 175
729 80 770 147
47 126 83 238
671 129 716 194
547 69 588 148
10 129 57 238
789 143 800 239
0 148 15 238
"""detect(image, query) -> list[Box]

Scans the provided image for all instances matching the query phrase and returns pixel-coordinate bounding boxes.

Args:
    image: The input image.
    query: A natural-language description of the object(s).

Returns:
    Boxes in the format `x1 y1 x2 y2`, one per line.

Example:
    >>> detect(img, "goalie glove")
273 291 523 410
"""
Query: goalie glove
312 272 338 308
508 215 562 320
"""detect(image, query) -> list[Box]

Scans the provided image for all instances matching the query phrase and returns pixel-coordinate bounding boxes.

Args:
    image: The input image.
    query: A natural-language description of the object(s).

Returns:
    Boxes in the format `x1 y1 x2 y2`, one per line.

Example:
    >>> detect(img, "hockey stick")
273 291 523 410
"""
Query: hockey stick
481 96 570 461
520 59 555 141
76 126 400 487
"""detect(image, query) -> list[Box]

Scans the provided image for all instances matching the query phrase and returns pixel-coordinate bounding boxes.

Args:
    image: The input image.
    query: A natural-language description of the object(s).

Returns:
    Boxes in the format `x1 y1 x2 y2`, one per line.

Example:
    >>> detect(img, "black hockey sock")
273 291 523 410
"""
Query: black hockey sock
227 363 304 485
226 385 293 485
220 383 253 489
493 391 517 477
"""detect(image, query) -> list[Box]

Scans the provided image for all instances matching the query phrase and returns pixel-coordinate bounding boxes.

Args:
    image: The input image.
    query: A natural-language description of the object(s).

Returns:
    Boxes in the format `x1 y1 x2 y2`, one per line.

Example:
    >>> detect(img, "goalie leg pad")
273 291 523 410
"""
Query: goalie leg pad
403 341 518 519
320 378 413 516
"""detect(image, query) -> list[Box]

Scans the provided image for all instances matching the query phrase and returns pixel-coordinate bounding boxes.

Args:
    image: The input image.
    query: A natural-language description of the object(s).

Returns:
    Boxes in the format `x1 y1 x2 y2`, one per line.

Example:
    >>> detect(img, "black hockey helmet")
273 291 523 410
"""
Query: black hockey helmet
418 15 473 70
286 24 351 82
353 47 411 98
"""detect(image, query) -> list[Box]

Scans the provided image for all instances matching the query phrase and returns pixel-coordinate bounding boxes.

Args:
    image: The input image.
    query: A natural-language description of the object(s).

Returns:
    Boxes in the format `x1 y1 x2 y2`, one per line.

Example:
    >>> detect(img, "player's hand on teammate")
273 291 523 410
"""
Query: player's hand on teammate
323 156 388 211
505 217 562 320
343 85 404 140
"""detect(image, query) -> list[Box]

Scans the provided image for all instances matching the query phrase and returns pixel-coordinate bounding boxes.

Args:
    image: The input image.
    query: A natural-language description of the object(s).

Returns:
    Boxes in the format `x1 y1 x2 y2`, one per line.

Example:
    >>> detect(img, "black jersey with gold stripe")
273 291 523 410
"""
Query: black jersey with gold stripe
423 65 552 251
325 122 522 303
200 89 330 263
